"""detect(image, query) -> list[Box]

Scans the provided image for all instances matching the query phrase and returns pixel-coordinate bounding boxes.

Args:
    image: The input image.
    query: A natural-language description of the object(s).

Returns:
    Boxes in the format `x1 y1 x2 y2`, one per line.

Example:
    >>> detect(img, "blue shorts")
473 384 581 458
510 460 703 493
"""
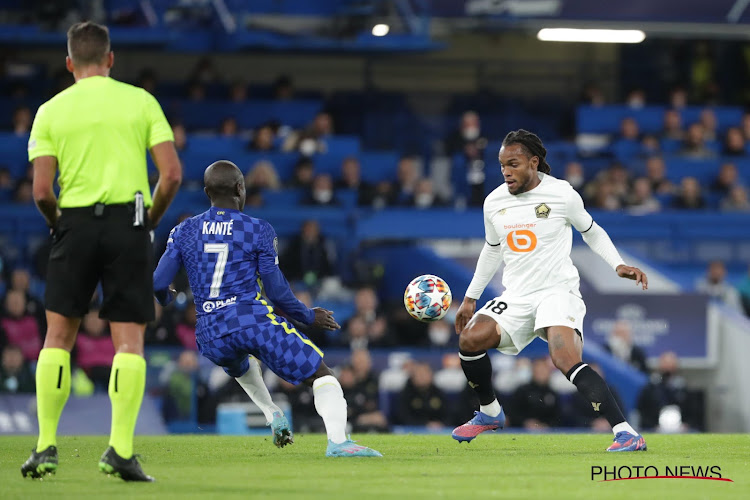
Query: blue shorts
198 316 323 385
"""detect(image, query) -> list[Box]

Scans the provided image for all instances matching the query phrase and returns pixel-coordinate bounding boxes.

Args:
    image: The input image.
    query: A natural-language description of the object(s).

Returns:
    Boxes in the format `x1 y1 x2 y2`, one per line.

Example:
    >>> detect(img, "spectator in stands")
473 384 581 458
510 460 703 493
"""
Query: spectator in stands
640 134 661 156
569 363 623 431
607 163 631 200
272 75 295 100
412 178 442 209
13 179 33 205
367 180 396 209
696 261 743 311
219 117 239 137
136 68 158 95
672 177 706 209
0 290 41 361
229 80 248 102
625 87 646 109
187 80 206 101
580 82 605 106
434 353 466 394
280 219 334 285
9 268 45 331
738 265 750 316
171 122 188 152
395 156 421 205
190 57 219 84
721 186 750 212
588 180 621 211
290 158 314 188
0 167 12 201
161 350 203 421
343 315 369 350
627 177 661 215
603 320 648 373
564 161 585 192
742 111 750 142
12 106 32 136
75 309 114 391
511 357 560 429
619 117 640 142
145 299 179 345
274 379 323 433
645 156 674 194
699 108 718 141
637 351 704 431
396 362 448 428
680 123 715 158
175 306 198 351
304 173 338 206
427 320 454 348
248 124 276 152
722 127 746 156
345 349 389 432
661 109 684 141
283 111 334 156
245 161 281 191
347 286 393 346
712 162 741 196
0 344 34 393
669 86 688 109
445 110 487 156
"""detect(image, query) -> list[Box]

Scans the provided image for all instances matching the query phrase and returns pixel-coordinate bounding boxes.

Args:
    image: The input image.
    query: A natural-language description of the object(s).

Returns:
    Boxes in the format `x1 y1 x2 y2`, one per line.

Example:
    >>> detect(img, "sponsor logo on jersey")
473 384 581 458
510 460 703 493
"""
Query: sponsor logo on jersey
202 295 237 313
535 203 551 218
506 229 538 252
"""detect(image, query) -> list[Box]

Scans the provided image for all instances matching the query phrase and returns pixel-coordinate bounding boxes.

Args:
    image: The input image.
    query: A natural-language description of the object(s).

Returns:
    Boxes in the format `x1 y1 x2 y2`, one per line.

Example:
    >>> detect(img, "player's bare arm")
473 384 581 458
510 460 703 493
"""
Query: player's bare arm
616 264 648 290
148 140 182 227
32 155 61 228
311 307 341 331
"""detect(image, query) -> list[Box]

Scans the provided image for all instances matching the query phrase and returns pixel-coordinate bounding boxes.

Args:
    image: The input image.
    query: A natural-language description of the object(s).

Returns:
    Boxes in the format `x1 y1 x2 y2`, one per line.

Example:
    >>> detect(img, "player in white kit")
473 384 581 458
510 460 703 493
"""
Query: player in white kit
451 130 648 452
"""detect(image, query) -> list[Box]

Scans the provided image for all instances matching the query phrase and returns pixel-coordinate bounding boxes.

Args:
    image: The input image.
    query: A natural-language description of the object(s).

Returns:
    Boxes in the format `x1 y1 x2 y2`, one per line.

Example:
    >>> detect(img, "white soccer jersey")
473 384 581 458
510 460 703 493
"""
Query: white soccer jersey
480 173 594 297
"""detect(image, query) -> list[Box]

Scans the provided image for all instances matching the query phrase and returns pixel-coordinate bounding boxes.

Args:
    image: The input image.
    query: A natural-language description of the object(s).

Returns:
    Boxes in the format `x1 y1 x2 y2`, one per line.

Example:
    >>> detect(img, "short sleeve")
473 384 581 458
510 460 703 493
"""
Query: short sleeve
257 220 280 274
143 91 174 148
28 104 56 161
566 187 594 233
483 203 501 246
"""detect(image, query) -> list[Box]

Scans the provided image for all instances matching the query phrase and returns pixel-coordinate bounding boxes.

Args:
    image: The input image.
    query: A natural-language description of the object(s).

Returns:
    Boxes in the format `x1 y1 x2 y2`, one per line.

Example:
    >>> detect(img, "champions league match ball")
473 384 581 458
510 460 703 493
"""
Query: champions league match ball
404 274 452 322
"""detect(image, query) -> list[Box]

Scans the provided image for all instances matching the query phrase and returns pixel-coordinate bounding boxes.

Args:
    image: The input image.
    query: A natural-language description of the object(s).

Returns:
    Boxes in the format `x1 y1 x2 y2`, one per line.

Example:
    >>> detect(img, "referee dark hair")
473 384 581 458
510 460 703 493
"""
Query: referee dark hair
22 21 182 482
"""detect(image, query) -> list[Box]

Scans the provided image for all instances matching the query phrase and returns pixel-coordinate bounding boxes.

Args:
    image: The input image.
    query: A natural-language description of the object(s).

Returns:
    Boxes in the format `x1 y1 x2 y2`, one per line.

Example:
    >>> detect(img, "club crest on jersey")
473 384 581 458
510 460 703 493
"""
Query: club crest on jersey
535 203 551 219
498 208 507 215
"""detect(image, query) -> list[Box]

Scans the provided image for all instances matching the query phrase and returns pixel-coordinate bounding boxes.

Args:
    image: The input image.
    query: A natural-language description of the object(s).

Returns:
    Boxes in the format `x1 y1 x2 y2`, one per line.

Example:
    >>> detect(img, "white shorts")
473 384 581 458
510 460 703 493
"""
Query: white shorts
474 286 586 355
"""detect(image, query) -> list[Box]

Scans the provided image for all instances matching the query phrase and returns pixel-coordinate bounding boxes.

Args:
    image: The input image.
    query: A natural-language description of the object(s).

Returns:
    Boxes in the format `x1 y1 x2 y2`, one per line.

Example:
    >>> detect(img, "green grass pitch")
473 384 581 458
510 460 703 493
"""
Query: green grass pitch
2 434 749 499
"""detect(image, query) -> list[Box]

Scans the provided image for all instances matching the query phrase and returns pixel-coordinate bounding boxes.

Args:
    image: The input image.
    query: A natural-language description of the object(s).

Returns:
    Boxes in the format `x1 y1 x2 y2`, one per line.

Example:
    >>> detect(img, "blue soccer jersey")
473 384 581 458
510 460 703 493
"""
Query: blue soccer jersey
153 207 315 344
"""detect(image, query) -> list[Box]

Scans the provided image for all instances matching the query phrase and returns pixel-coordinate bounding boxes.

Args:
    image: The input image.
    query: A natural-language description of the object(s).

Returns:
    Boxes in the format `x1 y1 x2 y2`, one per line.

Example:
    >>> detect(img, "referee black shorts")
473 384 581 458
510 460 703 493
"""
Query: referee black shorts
45 203 155 323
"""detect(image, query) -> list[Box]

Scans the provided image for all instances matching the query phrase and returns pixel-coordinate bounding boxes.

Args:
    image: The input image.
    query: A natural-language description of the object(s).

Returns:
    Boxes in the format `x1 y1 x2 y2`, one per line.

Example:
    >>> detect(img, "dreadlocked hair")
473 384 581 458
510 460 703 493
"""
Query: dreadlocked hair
502 129 551 174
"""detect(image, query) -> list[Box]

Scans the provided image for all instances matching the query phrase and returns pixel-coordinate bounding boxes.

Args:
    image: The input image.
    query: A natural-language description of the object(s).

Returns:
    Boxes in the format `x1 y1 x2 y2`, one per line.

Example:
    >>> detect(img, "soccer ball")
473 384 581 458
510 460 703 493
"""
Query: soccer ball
404 274 452 322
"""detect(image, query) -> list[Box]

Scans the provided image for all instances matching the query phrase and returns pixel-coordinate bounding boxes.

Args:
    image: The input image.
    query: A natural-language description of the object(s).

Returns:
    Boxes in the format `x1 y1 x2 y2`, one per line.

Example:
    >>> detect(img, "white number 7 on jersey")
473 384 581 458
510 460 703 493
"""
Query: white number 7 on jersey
204 243 229 298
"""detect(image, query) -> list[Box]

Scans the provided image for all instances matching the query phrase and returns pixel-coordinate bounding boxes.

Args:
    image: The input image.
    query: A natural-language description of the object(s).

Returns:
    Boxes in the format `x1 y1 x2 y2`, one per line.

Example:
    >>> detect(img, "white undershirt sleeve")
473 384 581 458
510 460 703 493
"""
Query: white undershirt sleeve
581 222 626 271
465 242 504 300
565 185 626 270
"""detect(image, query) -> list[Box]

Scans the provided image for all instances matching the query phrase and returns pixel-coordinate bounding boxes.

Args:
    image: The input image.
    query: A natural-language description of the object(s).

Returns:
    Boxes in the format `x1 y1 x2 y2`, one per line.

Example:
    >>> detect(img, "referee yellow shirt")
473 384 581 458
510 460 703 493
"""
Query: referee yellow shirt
28 76 173 208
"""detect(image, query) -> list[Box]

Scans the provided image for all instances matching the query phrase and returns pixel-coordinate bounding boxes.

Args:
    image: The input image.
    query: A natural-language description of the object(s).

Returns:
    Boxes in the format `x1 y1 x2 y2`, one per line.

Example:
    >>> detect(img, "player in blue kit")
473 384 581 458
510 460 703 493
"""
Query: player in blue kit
153 160 381 457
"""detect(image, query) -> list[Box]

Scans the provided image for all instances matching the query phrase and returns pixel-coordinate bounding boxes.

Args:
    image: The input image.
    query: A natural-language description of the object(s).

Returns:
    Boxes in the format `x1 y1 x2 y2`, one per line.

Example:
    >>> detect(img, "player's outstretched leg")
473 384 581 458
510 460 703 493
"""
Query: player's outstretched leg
234 356 293 448
547 326 646 452
306 363 382 457
453 315 505 443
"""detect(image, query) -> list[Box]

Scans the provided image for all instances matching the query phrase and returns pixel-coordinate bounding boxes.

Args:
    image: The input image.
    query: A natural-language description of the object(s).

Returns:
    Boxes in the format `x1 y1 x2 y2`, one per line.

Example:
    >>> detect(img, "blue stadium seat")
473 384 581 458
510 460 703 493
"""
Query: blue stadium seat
0 132 30 177
359 151 400 183
663 158 719 184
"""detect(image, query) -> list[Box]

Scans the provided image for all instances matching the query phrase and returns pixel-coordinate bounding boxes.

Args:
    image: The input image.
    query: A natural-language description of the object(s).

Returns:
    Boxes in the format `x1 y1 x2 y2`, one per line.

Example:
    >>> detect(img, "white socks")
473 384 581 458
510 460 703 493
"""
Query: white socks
480 399 502 418
612 422 638 437
312 375 348 444
235 357 282 423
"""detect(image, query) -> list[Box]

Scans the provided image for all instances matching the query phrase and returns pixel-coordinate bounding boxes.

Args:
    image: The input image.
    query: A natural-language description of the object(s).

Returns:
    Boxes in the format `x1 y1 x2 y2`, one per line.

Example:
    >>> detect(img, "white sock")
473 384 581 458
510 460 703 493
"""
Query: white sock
312 375 348 444
480 399 502 417
612 422 638 436
235 357 282 423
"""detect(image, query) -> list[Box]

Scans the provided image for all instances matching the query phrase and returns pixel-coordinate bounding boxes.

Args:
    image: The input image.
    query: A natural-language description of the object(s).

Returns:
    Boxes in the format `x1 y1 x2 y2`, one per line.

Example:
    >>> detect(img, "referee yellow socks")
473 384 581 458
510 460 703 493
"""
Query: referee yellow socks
108 352 146 459
36 348 71 451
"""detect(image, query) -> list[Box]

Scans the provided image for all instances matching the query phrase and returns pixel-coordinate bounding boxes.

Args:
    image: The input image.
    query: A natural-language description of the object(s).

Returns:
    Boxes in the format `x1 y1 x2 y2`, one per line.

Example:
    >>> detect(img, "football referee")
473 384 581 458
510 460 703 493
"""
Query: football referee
21 22 182 482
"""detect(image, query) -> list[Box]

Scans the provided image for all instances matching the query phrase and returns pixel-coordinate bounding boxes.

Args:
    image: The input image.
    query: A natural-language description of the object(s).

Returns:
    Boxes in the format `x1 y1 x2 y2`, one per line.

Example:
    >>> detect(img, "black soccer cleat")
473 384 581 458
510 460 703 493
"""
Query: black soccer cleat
21 446 59 478
98 446 154 482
